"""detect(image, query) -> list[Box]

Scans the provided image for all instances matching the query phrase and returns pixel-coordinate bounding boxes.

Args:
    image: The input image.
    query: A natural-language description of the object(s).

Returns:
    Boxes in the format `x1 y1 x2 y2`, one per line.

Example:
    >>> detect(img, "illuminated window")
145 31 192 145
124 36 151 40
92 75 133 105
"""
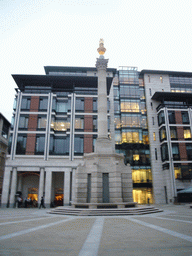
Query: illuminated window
51 118 70 131
133 154 139 161
174 166 181 179
170 127 177 139
120 101 139 112
75 118 84 129
184 128 191 139
122 131 140 143
160 76 163 83
153 132 156 141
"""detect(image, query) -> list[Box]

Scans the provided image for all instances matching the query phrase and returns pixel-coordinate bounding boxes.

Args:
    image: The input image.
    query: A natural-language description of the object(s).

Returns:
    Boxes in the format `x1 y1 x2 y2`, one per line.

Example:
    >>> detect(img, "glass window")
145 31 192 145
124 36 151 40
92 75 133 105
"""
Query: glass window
2 121 9 139
161 143 168 161
93 118 97 130
170 127 177 140
153 132 156 141
181 112 189 124
75 118 84 129
142 131 149 144
158 111 165 126
172 144 180 160
21 97 31 110
115 131 121 144
8 134 12 154
114 116 120 129
55 99 71 113
160 76 163 83
49 136 69 155
39 97 48 111
74 136 84 155
75 98 84 111
122 130 141 143
120 100 140 112
159 127 166 141
113 87 119 97
186 144 192 160
35 136 45 155
51 117 70 131
155 148 158 160
19 116 29 129
184 128 191 139
114 100 120 112
16 135 27 155
93 99 97 112
37 116 47 129
168 111 176 124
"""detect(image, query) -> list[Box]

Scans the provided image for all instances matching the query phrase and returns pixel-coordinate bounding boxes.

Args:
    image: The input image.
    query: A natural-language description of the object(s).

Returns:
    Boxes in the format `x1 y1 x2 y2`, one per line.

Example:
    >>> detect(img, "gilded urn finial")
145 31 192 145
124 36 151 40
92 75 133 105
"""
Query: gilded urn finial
97 38 106 56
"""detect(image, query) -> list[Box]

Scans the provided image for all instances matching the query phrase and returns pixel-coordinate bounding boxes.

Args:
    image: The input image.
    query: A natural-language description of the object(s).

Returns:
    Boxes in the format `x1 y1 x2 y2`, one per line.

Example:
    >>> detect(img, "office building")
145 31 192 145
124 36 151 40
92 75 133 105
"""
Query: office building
2 63 192 207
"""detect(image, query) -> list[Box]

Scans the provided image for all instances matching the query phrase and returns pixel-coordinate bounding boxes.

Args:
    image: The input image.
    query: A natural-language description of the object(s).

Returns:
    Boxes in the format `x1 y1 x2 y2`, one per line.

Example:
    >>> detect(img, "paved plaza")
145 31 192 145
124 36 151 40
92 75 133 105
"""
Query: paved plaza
0 204 192 256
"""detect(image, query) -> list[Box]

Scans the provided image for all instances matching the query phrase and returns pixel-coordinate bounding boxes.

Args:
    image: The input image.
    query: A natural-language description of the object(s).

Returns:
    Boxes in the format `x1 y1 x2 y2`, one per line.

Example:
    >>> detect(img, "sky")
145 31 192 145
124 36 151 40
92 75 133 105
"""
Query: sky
1 0 192 122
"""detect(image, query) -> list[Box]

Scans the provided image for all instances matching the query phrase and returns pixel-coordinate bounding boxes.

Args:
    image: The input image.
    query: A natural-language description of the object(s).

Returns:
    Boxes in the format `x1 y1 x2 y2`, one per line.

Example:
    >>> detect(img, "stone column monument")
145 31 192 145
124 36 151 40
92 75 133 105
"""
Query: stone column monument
73 39 134 208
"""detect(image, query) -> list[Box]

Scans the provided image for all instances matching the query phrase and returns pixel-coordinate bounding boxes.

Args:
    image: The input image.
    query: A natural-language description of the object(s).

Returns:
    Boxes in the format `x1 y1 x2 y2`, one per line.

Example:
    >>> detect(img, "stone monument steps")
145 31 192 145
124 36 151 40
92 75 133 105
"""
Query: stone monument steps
48 206 163 216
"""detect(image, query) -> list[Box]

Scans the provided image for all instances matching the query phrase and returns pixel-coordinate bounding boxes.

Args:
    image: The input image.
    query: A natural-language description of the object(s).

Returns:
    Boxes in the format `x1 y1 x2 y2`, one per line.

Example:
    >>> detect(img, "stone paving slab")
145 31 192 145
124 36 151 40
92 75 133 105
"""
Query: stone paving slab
0 205 191 256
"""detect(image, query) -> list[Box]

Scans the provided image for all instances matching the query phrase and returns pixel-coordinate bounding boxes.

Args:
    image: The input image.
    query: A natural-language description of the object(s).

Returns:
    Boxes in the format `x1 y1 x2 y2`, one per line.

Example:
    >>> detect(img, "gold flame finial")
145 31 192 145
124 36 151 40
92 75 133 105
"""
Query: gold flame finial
97 38 106 56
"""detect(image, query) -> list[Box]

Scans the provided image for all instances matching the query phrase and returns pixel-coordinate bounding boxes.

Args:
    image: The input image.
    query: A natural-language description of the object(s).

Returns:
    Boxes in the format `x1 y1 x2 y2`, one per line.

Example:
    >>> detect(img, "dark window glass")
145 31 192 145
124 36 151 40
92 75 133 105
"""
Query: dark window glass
170 127 177 140
93 118 97 130
181 111 189 124
159 127 167 141
113 87 119 97
158 111 165 126
93 99 97 112
114 100 120 112
168 111 176 124
39 97 48 111
8 134 12 154
19 116 29 129
21 97 31 110
74 136 84 155
49 136 69 155
35 136 45 155
172 144 180 160
75 99 84 111
155 148 158 160
16 135 27 154
186 144 192 160
55 99 71 113
161 143 168 161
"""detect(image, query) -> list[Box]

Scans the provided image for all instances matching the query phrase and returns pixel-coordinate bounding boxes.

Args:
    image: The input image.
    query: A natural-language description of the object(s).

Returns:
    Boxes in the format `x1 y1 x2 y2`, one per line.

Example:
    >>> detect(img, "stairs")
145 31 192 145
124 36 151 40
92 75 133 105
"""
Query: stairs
48 206 163 216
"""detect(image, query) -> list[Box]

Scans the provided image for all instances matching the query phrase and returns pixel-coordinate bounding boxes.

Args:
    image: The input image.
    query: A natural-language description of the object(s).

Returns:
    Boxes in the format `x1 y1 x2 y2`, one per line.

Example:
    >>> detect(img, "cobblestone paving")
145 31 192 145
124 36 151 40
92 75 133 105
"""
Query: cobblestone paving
0 205 192 256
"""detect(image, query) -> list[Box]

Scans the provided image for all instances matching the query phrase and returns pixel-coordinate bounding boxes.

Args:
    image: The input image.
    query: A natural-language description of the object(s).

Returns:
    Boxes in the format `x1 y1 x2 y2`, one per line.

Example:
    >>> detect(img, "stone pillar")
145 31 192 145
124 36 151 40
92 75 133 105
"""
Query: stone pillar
64 169 70 206
9 168 17 208
38 168 45 206
1 168 11 208
71 169 76 203
44 170 52 208
96 57 109 139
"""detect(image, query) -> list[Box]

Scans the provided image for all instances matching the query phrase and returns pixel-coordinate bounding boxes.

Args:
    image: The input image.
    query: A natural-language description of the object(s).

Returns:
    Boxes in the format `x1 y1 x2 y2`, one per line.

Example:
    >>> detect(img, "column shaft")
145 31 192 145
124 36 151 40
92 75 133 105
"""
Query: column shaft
9 168 17 208
1 168 11 208
64 170 70 205
44 171 52 208
38 168 45 206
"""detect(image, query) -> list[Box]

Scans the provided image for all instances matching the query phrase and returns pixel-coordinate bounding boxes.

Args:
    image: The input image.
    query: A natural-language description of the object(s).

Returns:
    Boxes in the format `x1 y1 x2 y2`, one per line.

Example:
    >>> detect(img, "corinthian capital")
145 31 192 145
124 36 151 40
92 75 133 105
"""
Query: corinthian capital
96 58 109 71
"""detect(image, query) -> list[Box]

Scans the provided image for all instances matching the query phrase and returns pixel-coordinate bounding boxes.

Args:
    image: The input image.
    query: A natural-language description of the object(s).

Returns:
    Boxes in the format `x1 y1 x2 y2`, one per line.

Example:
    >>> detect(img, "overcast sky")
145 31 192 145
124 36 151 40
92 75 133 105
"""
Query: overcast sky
1 0 192 122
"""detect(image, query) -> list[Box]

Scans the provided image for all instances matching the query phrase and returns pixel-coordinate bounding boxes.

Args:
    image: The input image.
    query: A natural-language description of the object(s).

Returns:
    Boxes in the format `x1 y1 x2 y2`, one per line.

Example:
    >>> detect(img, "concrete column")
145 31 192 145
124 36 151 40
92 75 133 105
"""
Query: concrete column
71 169 76 203
96 58 108 139
38 168 45 206
44 170 52 208
9 168 17 208
1 168 11 208
64 169 70 205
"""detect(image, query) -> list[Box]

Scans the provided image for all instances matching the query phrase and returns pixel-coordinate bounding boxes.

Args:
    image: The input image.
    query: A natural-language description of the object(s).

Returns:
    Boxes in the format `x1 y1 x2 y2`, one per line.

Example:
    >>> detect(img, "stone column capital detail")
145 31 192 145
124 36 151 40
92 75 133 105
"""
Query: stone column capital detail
96 58 109 71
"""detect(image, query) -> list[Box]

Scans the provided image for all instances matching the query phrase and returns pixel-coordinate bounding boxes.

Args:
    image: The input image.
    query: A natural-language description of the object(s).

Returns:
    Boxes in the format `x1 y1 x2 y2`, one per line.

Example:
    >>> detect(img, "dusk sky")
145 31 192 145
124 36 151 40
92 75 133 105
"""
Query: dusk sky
1 0 192 122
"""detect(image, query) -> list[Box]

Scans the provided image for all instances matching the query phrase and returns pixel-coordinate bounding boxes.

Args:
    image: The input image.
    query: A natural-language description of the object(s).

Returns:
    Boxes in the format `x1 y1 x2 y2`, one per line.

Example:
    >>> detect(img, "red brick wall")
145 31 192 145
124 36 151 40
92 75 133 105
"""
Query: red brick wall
177 127 184 140
84 98 93 153
175 111 182 124
26 134 36 155
179 143 187 161
26 96 39 155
